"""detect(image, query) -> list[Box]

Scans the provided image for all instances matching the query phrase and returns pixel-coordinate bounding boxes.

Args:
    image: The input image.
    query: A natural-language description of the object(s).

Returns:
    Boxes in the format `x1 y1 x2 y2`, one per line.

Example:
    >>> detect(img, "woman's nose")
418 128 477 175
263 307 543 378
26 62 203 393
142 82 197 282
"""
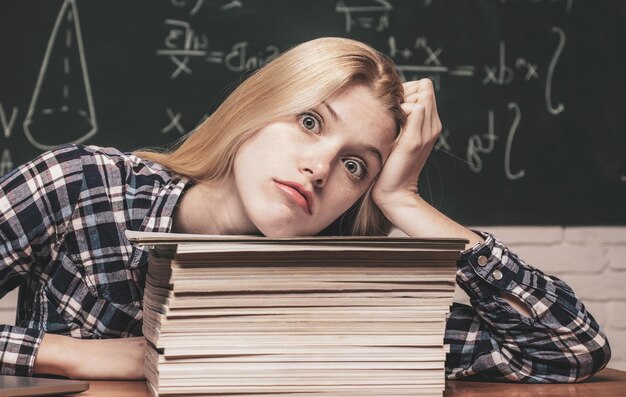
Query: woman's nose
300 148 335 188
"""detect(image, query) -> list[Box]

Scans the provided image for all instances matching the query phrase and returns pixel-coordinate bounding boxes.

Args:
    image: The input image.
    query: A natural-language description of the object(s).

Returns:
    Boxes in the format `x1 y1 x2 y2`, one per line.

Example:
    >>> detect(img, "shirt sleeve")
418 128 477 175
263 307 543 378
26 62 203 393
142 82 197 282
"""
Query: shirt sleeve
444 230 611 383
0 145 84 376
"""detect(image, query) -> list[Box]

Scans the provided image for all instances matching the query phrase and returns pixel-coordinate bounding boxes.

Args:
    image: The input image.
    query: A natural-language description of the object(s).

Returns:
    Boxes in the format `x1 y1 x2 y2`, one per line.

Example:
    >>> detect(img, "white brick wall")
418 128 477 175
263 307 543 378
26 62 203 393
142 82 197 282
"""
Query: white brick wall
2 226 625 371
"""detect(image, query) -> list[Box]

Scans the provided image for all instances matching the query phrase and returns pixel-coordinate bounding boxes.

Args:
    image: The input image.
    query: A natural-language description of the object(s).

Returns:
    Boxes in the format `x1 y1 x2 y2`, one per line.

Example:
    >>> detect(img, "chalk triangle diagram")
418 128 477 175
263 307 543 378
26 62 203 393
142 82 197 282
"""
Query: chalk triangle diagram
23 0 97 150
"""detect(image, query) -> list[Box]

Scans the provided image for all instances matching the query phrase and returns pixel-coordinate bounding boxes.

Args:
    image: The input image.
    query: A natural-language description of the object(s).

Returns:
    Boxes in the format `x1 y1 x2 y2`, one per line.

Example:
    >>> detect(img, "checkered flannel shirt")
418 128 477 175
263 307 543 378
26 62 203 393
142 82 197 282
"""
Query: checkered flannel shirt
0 145 611 382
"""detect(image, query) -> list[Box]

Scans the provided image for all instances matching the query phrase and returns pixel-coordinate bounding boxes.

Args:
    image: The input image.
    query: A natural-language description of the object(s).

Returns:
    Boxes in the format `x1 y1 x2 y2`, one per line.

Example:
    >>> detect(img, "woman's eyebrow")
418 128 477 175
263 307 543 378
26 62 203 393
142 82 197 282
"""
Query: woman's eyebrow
319 102 382 166
321 101 341 124
360 144 383 167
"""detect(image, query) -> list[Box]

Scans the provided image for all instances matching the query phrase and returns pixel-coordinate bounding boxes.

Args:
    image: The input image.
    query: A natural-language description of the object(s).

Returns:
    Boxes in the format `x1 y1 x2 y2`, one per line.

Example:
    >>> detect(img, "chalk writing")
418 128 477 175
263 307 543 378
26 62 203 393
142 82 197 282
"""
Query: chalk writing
546 26 566 115
23 0 97 150
389 36 475 91
335 0 392 33
465 105 525 180
157 19 209 78
157 21 279 76
515 58 539 81
467 110 498 174
0 149 13 175
0 104 17 139
160 108 211 136
205 50 225 64
482 41 540 86
434 128 452 152
504 102 525 180
223 41 280 73
172 0 204 15
482 41 514 85
219 0 243 11
162 108 186 135
171 0 243 15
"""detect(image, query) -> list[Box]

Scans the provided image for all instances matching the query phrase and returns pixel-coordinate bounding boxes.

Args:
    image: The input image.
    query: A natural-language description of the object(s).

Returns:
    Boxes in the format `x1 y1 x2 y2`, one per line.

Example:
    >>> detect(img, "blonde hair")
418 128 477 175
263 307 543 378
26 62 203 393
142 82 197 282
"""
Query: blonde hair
135 37 406 236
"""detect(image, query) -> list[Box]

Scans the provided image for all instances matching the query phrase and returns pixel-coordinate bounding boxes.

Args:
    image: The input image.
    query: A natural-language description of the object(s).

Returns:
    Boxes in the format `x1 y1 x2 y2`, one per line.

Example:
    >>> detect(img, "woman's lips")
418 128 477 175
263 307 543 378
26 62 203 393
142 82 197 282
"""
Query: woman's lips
274 181 311 214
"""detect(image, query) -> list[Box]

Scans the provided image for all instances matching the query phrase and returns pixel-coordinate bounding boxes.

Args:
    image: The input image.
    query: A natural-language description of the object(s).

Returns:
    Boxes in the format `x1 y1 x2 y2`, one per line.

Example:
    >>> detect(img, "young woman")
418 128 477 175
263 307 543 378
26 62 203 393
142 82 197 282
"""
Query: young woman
0 37 610 382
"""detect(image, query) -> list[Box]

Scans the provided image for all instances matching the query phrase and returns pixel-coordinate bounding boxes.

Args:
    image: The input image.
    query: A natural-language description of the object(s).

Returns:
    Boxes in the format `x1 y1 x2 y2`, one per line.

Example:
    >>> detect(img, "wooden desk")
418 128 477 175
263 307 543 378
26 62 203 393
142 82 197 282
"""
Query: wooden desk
443 368 626 396
76 368 626 397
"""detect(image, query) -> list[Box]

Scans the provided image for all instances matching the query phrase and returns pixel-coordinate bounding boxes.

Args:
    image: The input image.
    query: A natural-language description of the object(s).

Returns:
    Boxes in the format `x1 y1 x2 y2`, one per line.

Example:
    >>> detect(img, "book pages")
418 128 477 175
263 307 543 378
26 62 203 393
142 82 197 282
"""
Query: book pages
127 231 466 397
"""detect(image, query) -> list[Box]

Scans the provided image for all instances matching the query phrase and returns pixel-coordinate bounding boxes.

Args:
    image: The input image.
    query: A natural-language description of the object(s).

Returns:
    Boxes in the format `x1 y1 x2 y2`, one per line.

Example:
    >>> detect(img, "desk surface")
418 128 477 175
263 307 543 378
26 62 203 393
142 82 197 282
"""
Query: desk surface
76 368 626 397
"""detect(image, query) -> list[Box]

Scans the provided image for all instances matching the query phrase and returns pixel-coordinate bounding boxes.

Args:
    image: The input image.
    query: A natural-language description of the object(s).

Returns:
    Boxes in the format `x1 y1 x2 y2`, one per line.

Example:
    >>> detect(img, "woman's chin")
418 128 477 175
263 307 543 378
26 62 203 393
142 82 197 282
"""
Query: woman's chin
250 209 312 237
255 220 309 237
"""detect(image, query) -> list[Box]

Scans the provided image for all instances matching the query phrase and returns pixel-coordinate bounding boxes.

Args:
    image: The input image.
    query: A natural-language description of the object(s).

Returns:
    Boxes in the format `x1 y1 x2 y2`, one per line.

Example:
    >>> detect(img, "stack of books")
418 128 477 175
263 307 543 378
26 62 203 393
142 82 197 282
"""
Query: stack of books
126 231 467 397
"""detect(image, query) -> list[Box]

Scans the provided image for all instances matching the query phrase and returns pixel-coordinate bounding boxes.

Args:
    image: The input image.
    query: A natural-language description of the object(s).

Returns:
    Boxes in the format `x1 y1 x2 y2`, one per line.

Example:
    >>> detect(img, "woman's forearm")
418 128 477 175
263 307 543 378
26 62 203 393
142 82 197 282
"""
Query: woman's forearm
377 192 484 249
377 193 532 317
33 333 146 380
33 333 74 377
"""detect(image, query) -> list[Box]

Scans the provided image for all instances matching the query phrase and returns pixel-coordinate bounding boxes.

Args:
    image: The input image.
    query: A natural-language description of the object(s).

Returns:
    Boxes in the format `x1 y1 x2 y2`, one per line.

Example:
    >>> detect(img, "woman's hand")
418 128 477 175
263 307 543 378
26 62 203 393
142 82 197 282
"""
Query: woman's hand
34 333 146 380
371 78 442 211
370 78 483 248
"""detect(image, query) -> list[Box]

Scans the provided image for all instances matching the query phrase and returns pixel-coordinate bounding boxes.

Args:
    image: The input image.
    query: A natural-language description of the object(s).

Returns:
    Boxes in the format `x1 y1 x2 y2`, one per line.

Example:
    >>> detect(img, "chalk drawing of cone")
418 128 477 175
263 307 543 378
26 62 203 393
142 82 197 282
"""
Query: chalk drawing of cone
23 0 97 150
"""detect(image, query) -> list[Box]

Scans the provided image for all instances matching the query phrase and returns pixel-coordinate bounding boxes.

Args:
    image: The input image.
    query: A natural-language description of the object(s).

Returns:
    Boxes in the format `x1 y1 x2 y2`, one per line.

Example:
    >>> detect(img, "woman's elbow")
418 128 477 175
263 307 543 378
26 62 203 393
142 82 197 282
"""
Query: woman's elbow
570 329 612 383
518 328 612 383
539 328 613 383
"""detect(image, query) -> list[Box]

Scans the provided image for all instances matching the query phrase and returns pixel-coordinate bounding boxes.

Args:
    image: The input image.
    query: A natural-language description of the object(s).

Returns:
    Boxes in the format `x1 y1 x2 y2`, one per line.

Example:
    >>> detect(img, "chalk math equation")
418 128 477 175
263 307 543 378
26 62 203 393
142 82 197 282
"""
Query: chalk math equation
154 0 573 182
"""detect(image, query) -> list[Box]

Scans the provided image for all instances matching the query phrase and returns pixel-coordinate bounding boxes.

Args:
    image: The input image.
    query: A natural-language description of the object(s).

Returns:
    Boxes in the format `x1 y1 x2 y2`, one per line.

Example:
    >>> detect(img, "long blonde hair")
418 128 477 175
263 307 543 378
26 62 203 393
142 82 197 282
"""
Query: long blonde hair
135 37 406 236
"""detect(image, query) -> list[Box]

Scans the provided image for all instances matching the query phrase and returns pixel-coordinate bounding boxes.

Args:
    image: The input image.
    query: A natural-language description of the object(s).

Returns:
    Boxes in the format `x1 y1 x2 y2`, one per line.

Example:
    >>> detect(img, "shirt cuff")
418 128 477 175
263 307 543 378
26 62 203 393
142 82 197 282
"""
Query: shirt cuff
0 325 45 376
456 230 558 319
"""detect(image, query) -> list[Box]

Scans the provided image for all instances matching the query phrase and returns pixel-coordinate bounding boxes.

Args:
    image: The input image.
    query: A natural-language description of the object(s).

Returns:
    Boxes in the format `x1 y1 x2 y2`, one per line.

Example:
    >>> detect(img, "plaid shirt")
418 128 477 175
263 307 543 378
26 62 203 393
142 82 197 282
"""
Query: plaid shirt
0 145 611 382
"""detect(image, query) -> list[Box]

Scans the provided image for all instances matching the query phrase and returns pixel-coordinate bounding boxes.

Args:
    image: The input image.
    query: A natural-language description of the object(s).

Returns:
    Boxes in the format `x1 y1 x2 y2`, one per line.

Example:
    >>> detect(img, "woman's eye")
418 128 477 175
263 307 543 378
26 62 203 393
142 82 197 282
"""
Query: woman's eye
303 115 317 130
299 112 322 133
343 159 368 180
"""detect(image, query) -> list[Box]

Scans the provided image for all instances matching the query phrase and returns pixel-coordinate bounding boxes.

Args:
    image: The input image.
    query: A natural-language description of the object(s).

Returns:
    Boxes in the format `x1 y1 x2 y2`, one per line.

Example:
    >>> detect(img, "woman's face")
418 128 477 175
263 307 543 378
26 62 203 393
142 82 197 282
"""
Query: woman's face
233 84 396 236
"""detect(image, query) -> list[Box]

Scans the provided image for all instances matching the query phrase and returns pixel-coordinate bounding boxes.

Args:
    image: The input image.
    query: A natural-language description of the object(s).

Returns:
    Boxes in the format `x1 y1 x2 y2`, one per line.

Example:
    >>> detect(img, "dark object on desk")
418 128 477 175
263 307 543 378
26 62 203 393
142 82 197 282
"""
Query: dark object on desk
0 375 89 397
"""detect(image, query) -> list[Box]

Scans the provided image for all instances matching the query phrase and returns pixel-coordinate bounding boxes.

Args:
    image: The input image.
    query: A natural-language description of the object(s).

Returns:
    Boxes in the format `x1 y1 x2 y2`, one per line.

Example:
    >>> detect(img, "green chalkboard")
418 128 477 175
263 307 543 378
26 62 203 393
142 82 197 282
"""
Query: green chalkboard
0 0 624 225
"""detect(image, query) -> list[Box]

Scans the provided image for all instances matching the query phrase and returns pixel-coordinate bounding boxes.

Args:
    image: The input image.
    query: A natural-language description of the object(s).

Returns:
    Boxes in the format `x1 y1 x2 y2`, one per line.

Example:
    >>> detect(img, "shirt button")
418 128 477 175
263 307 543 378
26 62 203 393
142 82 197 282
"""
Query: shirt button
493 269 503 280
477 255 489 266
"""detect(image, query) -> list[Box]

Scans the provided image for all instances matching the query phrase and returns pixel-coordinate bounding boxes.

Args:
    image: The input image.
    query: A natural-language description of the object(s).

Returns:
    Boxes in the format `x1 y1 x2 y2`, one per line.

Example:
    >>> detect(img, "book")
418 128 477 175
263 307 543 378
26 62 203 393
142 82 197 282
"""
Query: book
126 230 467 397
